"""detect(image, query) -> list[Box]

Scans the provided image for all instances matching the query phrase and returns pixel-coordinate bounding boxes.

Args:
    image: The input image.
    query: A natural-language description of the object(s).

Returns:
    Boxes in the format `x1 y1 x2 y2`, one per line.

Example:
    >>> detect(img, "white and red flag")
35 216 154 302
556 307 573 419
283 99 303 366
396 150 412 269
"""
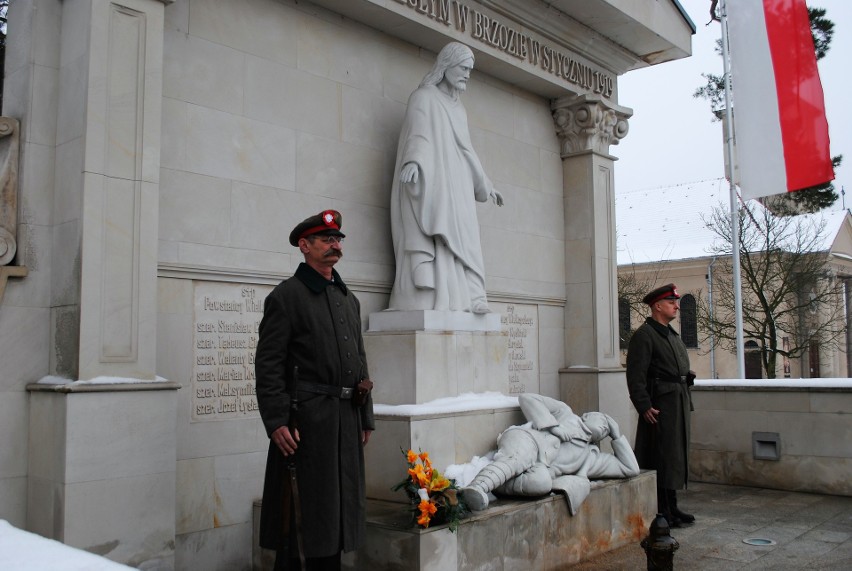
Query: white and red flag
727 0 833 200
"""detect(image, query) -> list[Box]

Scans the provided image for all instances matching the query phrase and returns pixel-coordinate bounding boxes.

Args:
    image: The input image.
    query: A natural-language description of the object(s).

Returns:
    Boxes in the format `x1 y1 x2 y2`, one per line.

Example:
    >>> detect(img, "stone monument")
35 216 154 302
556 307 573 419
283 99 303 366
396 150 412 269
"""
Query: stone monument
461 393 639 514
364 42 514 501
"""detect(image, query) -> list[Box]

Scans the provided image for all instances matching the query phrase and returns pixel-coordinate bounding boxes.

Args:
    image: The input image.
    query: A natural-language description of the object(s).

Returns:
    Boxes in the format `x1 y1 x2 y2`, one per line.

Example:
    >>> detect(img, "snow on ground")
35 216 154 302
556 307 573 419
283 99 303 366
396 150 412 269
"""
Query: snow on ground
0 520 135 570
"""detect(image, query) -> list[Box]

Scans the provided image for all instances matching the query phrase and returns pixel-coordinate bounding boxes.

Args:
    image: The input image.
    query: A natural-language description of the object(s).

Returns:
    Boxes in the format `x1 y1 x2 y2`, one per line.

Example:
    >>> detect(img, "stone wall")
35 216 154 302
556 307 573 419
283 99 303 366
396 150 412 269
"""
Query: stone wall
690 384 852 496
155 0 565 567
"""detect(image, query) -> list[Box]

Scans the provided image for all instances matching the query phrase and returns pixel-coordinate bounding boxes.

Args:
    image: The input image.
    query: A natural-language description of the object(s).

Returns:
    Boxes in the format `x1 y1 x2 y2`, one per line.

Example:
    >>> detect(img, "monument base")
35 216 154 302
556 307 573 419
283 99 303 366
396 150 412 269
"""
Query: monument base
365 402 525 501
368 309 501 332
345 470 657 571
364 329 509 405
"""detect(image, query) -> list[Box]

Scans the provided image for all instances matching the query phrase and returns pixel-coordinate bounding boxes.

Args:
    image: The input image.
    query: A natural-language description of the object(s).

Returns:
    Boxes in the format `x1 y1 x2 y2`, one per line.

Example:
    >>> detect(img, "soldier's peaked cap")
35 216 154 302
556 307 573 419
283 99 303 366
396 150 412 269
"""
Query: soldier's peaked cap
643 283 680 305
289 209 345 247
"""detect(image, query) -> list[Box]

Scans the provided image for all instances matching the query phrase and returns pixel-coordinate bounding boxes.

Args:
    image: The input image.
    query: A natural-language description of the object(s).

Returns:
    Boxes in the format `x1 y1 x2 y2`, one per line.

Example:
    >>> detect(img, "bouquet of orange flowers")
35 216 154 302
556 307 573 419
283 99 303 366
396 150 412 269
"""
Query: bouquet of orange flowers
393 448 468 532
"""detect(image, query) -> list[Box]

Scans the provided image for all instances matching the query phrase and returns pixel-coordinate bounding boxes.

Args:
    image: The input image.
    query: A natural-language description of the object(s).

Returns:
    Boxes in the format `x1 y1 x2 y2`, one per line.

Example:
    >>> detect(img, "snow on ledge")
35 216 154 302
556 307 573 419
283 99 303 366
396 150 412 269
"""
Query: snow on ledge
696 378 852 389
36 375 170 386
374 392 519 417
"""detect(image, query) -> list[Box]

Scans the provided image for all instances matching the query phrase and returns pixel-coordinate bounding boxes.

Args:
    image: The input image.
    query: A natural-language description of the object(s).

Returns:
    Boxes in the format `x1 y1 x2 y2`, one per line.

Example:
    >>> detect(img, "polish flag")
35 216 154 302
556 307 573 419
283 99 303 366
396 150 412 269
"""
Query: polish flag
727 0 833 200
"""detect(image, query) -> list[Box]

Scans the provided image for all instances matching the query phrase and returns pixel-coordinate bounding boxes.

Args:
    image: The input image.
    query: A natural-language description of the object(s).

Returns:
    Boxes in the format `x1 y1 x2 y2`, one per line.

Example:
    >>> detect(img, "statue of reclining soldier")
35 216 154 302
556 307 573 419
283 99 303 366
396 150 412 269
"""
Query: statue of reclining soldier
461 393 640 515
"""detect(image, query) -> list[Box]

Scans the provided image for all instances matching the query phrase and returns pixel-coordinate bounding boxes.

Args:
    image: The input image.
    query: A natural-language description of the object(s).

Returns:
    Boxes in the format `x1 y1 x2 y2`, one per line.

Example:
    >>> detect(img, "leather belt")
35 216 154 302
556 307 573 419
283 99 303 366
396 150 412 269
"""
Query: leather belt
295 380 353 399
656 375 687 384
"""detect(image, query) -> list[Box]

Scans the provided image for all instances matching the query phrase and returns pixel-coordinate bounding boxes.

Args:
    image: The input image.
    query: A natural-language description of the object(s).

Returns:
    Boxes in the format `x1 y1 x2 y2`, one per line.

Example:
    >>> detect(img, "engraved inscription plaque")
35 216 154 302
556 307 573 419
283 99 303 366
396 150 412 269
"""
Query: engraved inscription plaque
493 302 539 395
192 282 272 422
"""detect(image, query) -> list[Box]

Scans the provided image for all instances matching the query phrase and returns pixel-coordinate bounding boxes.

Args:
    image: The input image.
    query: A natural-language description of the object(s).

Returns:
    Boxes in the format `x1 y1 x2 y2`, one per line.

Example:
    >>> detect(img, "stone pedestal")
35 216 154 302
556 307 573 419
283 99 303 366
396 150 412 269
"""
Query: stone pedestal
365 404 525 501
26 380 180 570
364 310 516 501
347 471 657 571
365 311 506 406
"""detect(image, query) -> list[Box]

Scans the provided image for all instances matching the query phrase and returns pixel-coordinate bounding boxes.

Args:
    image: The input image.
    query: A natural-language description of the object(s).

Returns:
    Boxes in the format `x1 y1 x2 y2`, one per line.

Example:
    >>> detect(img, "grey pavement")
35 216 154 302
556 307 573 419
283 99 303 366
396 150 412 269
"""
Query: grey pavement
569 481 852 570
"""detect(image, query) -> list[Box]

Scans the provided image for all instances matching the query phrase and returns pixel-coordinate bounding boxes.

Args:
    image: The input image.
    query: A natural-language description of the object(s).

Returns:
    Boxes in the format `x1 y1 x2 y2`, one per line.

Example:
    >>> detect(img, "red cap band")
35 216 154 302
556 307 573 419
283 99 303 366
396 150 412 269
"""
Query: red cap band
649 288 679 305
298 210 340 241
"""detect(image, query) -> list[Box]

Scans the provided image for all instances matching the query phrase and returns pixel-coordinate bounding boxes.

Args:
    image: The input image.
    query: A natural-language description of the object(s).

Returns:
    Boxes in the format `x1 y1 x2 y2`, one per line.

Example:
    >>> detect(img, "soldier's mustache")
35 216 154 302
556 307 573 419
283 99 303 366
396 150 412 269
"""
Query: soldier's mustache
325 248 342 257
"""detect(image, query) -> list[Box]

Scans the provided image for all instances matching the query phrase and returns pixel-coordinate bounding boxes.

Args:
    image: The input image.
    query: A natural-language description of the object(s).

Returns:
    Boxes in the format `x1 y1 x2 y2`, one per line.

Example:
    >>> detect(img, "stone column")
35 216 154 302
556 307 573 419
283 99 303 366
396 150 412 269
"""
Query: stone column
52 0 171 381
551 94 635 431
16 2 178 568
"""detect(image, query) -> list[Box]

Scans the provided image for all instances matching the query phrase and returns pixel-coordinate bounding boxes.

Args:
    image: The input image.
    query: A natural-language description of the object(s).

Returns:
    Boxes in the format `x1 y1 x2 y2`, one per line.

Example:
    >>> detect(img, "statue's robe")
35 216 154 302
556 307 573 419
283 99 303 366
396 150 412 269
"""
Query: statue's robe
388 84 493 312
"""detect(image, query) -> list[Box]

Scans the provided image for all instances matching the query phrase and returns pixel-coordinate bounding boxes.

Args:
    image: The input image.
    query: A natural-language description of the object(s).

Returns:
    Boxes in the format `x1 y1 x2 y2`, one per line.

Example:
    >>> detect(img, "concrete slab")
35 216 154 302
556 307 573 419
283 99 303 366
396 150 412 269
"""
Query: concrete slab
569 482 852 570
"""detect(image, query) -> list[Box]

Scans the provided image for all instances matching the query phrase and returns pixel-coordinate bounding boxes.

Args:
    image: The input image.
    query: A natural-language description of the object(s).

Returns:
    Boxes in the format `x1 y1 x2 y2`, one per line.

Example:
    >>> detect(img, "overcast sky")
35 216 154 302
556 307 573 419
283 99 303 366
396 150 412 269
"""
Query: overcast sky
613 0 851 210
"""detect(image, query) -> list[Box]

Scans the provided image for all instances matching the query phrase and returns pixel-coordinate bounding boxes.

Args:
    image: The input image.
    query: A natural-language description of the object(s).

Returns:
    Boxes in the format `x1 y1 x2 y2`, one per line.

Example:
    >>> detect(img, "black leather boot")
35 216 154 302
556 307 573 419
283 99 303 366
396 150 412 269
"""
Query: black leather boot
668 489 695 524
657 487 682 528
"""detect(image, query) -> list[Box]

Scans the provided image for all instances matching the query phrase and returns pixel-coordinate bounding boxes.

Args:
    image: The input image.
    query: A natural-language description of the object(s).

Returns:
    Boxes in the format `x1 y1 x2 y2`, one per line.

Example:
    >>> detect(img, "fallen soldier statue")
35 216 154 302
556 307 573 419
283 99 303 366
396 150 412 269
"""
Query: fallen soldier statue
461 393 640 515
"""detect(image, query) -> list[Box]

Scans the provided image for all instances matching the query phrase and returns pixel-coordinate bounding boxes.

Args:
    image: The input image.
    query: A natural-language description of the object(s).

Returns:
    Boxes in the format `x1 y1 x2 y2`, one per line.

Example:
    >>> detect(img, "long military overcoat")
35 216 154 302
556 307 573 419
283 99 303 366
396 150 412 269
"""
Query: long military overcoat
255 263 375 557
625 317 692 490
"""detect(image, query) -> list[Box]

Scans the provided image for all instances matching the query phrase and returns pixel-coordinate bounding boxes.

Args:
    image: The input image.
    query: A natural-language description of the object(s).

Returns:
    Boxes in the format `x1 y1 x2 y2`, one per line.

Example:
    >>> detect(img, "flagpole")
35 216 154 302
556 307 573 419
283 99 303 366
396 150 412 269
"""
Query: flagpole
720 0 746 379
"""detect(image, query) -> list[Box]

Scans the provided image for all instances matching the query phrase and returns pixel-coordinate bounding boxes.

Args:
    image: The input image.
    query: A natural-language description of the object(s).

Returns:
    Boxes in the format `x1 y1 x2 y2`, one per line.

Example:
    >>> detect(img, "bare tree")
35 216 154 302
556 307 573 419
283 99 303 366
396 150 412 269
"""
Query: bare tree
617 262 673 348
698 203 847 378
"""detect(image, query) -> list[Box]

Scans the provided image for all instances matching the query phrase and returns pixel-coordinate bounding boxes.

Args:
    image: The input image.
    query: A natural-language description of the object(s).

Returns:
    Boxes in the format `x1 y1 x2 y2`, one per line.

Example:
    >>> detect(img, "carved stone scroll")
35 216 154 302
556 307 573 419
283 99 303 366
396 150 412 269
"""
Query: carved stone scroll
0 117 20 267
551 94 631 158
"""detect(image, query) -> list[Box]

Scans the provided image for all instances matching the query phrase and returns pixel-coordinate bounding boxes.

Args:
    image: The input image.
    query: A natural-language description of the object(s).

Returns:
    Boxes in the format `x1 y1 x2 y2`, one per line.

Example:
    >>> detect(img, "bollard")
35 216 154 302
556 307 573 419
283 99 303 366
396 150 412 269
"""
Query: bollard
640 513 679 571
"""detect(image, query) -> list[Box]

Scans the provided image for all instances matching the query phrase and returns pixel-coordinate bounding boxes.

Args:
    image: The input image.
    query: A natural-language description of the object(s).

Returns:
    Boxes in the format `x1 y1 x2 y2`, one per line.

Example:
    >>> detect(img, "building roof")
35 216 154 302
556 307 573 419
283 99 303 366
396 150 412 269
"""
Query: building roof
615 178 851 266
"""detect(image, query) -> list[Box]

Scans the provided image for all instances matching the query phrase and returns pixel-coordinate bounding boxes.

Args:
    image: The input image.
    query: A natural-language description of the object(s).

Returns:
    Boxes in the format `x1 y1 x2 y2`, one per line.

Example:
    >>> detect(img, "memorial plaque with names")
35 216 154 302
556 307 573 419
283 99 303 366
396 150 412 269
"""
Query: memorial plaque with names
493 302 539 395
192 282 272 422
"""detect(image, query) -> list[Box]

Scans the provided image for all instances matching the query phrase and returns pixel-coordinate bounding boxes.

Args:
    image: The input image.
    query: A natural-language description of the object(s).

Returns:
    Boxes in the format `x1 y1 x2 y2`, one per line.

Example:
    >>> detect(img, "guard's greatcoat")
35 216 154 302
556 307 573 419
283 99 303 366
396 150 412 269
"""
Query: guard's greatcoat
255 263 374 557
625 317 692 490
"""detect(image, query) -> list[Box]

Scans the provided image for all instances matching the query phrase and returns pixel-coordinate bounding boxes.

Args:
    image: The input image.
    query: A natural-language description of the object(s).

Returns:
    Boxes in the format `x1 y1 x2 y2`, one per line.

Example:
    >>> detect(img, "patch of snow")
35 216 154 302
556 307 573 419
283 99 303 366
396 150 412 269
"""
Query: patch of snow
697 378 852 388
36 375 169 386
374 392 519 417
0 520 135 570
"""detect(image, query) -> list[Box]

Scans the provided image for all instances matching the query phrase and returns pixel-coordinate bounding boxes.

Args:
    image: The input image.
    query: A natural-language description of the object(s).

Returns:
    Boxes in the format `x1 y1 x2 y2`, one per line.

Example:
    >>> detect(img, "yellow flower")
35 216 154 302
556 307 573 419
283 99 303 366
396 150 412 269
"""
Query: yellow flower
429 472 450 492
406 449 418 464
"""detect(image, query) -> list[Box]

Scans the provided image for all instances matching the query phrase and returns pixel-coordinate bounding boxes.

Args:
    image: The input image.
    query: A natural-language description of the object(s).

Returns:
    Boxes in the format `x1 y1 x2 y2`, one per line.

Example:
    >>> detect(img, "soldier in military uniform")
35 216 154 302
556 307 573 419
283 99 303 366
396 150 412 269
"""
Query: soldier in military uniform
255 210 375 570
626 283 695 527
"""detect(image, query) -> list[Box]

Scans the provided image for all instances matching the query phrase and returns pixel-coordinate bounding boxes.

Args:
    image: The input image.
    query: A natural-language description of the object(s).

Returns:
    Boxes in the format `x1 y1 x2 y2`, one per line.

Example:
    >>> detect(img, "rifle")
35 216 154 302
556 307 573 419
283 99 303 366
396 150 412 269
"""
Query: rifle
282 366 306 571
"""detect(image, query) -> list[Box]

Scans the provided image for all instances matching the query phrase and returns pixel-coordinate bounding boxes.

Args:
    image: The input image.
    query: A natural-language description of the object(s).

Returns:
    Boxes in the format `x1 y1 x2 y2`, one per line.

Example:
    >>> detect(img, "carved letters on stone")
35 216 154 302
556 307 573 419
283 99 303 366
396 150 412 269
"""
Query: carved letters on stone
192 282 271 422
493 302 539 395
391 0 616 99
551 94 631 158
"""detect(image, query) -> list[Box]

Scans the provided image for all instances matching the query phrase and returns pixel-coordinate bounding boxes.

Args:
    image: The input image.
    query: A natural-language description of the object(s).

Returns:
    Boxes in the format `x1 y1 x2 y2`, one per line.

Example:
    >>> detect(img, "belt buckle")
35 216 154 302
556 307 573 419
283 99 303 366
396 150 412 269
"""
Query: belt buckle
340 387 354 399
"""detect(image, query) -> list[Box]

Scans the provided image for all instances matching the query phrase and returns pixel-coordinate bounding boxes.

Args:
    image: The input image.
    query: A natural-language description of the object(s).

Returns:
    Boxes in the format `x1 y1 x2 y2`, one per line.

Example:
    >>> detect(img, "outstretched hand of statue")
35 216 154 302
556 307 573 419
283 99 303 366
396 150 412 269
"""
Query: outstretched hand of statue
400 162 419 185
490 189 504 206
